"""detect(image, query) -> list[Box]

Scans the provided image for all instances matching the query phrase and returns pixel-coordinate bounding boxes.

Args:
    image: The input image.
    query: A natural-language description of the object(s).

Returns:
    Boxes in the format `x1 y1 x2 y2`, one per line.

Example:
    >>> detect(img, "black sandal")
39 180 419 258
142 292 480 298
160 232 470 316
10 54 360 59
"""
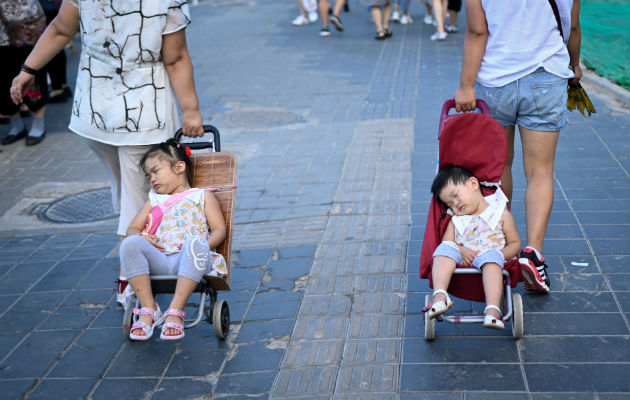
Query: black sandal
375 30 386 40
384 28 392 38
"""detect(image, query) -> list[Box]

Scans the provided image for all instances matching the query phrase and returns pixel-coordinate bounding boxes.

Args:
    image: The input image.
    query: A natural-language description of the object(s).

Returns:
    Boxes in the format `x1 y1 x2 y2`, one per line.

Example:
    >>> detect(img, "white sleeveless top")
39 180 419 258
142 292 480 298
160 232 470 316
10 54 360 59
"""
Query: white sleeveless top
67 0 190 145
478 0 574 87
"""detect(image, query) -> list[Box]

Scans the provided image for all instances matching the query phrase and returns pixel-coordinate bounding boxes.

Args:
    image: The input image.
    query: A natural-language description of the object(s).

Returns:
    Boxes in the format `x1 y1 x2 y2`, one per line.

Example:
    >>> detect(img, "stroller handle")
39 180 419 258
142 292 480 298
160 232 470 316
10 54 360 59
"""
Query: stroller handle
174 124 221 152
439 99 490 139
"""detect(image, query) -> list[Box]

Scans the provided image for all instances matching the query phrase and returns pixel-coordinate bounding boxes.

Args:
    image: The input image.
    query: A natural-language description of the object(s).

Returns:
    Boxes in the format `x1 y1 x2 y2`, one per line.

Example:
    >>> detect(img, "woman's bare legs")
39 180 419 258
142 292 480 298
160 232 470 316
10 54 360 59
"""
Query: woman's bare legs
519 126 560 252
371 6 384 33
432 0 447 34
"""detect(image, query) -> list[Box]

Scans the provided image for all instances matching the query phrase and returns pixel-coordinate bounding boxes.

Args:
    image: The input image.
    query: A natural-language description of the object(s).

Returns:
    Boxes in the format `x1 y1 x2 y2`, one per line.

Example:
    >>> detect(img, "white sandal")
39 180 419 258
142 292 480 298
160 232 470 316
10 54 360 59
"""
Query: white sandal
483 305 505 330
428 289 454 319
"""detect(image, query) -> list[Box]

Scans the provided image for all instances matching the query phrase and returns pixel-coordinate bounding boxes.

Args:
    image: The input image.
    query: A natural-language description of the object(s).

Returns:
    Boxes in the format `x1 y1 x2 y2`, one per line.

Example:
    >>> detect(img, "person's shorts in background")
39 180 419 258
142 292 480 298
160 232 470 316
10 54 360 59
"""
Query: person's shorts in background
475 67 568 132
448 0 462 12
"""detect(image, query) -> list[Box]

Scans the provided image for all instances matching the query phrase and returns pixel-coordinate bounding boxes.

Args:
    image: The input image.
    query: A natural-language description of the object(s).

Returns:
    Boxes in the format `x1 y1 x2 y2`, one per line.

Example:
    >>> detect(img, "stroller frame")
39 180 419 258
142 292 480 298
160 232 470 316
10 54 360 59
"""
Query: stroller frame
123 125 236 340
420 100 525 340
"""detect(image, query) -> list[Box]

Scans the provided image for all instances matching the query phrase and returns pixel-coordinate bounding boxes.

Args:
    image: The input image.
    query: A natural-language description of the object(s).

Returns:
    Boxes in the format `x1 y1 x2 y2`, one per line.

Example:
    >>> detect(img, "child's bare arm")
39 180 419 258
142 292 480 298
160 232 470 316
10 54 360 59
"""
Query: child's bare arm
126 201 165 251
500 209 521 261
204 191 226 251
443 220 455 242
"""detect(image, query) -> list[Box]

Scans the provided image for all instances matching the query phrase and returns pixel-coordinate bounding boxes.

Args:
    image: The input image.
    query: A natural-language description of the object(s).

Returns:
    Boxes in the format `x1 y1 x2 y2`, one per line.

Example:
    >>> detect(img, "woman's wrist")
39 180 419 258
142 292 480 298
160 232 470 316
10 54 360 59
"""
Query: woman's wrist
20 64 38 75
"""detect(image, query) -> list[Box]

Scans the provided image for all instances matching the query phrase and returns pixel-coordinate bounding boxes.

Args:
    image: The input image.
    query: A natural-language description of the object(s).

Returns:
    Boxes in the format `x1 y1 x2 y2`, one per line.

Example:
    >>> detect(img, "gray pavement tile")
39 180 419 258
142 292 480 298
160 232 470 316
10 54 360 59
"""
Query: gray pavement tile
246 300 299 322
254 290 303 306
91 378 157 400
0 330 78 379
538 238 592 256
76 257 120 290
227 301 249 323
531 394 622 400
0 332 23 360
39 310 97 330
400 394 461 400
9 291 66 312
153 378 214 400
298 295 352 317
266 258 312 280
233 248 273 267
465 394 529 400
277 244 317 259
583 224 630 239
403 337 519 364
215 371 276 396
106 341 177 378
406 274 431 293
348 315 403 340
29 378 95 399
400 364 525 392
0 379 37 400
48 328 121 378
164 344 227 377
224 341 284 373
25 247 74 263
237 319 294 343
67 245 116 260
336 364 399 393
521 336 630 363
229 268 264 283
0 310 51 333
0 261 55 295
525 312 630 336
30 259 99 292
1 236 49 250
282 340 343 368
87 307 121 329
40 234 89 248
589 239 630 255
547 272 609 292
273 366 338 397
607 274 630 291
342 339 401 364
521 292 620 313
524 363 630 393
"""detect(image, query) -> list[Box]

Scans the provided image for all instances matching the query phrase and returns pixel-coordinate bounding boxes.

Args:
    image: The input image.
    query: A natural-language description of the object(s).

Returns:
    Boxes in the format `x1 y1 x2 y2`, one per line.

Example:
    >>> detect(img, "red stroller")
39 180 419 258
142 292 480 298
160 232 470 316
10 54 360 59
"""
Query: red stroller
419 99 525 340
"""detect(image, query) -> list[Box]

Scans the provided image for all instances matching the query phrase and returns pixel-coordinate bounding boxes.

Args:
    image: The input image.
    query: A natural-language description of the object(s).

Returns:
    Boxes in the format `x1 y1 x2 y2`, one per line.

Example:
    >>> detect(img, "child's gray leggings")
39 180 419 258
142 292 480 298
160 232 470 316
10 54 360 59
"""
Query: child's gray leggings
120 235 211 282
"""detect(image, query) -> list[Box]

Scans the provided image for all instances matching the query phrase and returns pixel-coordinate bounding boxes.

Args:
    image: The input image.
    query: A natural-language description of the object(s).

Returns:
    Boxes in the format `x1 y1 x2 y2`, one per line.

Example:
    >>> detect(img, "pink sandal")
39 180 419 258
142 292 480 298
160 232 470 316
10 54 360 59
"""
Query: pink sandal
129 304 164 341
160 308 186 340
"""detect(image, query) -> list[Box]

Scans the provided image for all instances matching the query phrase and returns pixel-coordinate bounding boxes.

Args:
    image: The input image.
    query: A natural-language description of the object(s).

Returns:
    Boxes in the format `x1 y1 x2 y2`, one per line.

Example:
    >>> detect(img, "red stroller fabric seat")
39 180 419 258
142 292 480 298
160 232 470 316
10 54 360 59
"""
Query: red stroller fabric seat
419 100 523 303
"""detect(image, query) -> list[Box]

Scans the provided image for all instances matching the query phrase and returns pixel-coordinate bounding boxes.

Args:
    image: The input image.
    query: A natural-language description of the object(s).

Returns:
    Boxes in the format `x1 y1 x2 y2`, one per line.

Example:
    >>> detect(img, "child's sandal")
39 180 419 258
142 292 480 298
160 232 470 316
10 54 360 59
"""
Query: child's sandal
129 304 164 341
483 305 505 330
160 308 186 340
428 289 454 319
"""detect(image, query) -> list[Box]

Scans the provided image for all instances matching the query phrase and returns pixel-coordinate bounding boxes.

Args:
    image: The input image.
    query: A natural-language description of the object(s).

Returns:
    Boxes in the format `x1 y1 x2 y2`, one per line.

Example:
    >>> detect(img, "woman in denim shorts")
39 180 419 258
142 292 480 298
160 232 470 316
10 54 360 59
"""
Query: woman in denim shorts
454 0 583 294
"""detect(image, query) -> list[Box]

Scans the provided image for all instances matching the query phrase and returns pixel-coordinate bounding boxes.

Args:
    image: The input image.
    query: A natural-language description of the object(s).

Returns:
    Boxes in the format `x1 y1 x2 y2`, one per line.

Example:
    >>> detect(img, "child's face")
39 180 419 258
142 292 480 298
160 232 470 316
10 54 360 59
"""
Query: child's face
143 155 186 194
438 177 484 216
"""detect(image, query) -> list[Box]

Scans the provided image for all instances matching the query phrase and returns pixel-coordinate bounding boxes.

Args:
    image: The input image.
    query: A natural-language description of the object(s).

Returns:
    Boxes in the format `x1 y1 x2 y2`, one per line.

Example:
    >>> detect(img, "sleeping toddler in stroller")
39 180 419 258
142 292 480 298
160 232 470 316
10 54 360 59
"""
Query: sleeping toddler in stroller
428 164 521 330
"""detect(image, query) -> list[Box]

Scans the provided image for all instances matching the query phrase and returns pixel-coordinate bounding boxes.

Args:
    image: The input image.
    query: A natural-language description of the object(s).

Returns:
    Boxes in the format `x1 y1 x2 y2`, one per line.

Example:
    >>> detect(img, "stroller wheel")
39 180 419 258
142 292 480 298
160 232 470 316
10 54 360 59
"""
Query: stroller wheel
511 293 524 339
122 295 137 341
213 299 230 339
424 294 436 340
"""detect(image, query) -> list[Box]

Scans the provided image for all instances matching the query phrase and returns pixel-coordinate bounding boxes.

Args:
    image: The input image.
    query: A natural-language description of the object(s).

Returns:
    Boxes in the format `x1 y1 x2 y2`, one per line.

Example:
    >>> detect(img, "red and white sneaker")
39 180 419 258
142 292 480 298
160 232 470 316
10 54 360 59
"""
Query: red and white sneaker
519 248 550 293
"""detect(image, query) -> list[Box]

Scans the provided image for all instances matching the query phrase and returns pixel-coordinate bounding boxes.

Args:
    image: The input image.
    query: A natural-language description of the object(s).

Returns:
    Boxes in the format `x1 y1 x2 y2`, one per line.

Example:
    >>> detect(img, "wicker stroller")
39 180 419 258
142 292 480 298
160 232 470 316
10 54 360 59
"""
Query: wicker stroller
123 125 237 340
419 100 525 340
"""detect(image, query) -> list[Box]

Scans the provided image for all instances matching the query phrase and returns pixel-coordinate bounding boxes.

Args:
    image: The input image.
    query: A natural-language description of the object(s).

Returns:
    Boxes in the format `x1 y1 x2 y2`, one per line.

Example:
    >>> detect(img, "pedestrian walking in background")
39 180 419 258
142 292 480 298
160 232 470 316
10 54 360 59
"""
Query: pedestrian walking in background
318 0 345 36
0 0 49 146
292 0 318 26
10 0 206 305
430 0 447 40
361 0 393 40
445 0 460 33
454 0 582 293
421 0 434 25
391 0 414 25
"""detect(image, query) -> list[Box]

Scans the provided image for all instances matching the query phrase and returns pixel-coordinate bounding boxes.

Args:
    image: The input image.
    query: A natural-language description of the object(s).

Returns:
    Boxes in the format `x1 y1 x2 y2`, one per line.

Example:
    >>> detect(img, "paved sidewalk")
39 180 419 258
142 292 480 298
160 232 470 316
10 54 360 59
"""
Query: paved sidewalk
0 0 628 399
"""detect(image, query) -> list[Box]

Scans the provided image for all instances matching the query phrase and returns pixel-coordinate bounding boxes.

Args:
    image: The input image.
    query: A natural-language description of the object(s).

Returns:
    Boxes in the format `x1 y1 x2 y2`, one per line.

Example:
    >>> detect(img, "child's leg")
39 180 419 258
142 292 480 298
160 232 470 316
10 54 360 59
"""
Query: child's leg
481 263 503 317
432 255 457 304
163 236 211 336
120 236 170 335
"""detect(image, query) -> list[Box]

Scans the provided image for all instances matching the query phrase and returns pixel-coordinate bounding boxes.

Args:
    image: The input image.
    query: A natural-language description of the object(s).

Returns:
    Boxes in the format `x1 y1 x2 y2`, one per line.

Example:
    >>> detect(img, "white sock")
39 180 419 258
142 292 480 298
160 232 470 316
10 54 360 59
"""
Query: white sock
525 246 542 259
9 117 25 136
28 116 45 137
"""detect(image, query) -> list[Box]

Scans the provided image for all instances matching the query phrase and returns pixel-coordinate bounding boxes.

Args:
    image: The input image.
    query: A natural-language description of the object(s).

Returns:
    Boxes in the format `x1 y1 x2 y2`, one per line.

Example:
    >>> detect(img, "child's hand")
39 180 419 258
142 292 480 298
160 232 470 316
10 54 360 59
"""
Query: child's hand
140 233 164 252
459 245 478 266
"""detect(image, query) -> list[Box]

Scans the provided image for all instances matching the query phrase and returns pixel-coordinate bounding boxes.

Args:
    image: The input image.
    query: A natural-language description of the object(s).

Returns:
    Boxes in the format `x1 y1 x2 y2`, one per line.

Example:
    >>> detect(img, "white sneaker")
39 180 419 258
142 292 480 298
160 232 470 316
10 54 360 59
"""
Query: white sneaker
446 25 458 33
292 14 309 26
400 14 413 24
430 31 447 41
423 14 434 25
308 11 318 22
391 11 400 22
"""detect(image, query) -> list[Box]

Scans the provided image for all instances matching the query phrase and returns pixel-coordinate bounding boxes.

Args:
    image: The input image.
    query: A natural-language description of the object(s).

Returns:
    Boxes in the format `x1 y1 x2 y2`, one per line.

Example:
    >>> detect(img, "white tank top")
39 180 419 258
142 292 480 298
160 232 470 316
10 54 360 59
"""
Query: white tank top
478 0 575 87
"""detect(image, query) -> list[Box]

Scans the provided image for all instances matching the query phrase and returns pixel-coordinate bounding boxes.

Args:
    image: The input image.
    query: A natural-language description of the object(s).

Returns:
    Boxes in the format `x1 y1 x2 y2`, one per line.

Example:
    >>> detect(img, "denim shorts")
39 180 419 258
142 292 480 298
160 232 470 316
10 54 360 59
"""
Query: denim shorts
475 67 568 132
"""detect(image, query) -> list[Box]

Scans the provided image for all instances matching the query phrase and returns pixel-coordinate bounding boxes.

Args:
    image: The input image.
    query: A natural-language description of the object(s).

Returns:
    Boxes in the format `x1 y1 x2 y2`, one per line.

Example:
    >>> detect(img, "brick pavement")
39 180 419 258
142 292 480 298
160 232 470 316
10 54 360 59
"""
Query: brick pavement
0 0 628 399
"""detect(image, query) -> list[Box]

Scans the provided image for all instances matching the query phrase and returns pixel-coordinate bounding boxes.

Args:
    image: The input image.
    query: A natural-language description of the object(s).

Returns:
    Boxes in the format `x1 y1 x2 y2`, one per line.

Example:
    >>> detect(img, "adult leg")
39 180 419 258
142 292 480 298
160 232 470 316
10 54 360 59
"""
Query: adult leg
500 125 516 202
383 3 392 32
371 6 385 35
333 0 345 17
519 126 560 252
319 0 331 28
432 0 446 34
